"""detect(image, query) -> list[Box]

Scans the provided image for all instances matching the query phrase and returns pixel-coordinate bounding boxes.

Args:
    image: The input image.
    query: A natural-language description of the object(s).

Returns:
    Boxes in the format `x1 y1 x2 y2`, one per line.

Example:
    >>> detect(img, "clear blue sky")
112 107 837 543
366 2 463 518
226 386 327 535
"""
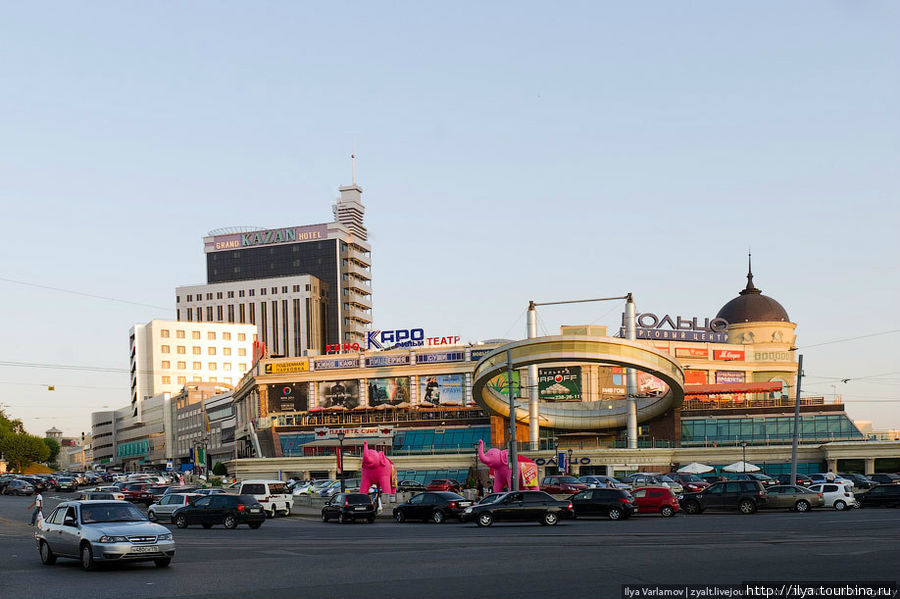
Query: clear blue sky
1 1 898 436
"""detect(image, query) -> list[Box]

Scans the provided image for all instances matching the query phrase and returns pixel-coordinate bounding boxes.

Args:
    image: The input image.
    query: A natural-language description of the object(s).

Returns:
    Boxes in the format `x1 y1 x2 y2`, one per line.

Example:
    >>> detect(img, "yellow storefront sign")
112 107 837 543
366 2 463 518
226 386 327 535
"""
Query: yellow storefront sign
264 360 310 374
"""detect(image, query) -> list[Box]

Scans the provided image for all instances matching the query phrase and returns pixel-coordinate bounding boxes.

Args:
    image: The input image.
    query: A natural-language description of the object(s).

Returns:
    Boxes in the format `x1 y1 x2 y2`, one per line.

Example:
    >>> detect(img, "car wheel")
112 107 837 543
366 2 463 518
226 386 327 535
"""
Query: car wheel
432 510 445 524
175 515 188 529
477 512 494 527
39 541 56 565
224 515 237 529
147 511 158 522
249 522 262 529
608 507 623 521
154 558 171 568
394 510 406 523
834 500 847 511
542 511 559 526
661 505 675 517
322 511 329 522
683 501 701 515
738 499 756 514
795 500 810 513
80 544 96 571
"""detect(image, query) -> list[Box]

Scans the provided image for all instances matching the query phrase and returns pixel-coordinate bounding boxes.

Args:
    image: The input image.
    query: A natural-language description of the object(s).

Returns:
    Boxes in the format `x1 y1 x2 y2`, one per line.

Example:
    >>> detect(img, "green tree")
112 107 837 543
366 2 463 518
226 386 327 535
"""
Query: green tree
212 462 227 476
0 407 51 472
43 437 61 463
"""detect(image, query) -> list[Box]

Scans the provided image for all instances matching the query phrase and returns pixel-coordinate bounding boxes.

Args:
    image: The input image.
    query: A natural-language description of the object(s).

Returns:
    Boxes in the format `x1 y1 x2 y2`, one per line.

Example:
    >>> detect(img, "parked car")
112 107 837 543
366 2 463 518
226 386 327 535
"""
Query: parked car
775 474 813 486
322 493 377 523
425 479 462 493
759 485 824 512
163 485 200 496
570 488 639 520
808 473 855 488
237 480 292 517
35 500 175 569
631 486 679 517
838 473 876 490
856 484 900 508
724 472 778 488
2 480 35 496
318 481 343 497
578 475 632 491
148 493 202 522
394 492 473 523
462 491 572 527
540 475 589 495
806 483 856 510
397 480 427 492
80 492 124 501
193 488 229 496
868 473 900 485
122 483 156 505
621 473 680 492
173 494 266 529
679 480 768 514
666 473 709 493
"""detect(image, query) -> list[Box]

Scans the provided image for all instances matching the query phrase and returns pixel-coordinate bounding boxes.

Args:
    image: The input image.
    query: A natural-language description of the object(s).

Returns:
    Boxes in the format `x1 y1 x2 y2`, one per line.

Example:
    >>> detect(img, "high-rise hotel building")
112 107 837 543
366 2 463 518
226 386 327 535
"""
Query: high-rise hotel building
176 183 373 357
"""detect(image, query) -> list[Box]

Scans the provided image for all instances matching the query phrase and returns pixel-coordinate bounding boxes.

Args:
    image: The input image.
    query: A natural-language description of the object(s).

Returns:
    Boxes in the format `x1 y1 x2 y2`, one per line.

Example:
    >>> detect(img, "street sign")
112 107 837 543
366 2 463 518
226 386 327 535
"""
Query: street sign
166 460 173 471
557 451 567 474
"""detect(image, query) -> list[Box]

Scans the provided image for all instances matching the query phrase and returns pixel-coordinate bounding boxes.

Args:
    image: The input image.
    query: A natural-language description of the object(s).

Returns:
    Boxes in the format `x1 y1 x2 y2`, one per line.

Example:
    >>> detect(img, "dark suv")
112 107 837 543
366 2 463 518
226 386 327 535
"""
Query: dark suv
322 493 376 523
462 490 572 527
679 480 767 514
857 484 900 508
173 494 266 529
570 488 637 520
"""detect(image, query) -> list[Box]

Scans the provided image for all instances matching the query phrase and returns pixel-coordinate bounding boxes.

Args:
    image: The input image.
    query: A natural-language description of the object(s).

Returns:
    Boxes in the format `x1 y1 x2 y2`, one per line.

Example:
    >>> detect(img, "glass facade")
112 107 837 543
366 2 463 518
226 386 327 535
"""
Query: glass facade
397 469 470 484
207 239 339 344
394 427 491 453
681 413 865 446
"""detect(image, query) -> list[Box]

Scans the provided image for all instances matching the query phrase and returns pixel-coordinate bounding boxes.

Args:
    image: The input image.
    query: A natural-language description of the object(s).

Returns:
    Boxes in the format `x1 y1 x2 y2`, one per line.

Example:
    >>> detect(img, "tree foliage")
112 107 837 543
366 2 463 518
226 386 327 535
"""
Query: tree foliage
43 437 61 463
212 461 227 476
0 408 52 472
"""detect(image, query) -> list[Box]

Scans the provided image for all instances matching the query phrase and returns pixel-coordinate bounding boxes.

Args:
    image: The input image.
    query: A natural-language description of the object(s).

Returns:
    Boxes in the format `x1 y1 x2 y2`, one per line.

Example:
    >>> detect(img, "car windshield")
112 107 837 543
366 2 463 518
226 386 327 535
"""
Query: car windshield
557 476 579 484
659 476 676 483
478 494 503 505
81 503 146 523
679 474 702 482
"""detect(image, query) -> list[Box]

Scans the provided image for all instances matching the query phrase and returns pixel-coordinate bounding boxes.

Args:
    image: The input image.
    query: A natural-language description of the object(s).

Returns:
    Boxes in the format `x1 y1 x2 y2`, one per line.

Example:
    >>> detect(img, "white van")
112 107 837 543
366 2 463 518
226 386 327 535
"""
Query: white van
239 480 293 517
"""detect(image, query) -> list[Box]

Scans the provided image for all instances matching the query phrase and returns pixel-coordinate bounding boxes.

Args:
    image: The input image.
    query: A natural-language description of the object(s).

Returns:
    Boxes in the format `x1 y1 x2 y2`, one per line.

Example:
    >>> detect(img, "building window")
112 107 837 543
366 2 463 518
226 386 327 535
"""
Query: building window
160 329 170 338
209 377 217 382
206 306 213 321
238 348 246 356
216 292 223 299
282 286 288 293
186 308 193 321
239 363 247 371
206 293 213 300
225 377 233 384
193 376 202 382
223 332 231 341
193 362 201 370
249 289 255 297
192 331 201 340
260 288 267 295
239 290 245 298
162 376 171 384
177 361 186 369
208 347 216 356
272 287 278 294
161 361 170 369
176 330 185 339
293 285 300 292
238 333 246 341
187 295 193 302
239 304 245 323
192 347 201 355
249 303 256 324
227 305 234 322
208 363 217 371
177 346 186 354
208 331 216 340
217 305 223 321
224 363 232 371
223 347 232 356
161 345 170 353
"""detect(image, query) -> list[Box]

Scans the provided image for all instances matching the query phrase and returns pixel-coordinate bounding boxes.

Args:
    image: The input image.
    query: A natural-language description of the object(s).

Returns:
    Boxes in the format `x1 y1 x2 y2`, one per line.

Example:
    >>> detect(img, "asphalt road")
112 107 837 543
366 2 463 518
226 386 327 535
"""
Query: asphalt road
1 492 897 599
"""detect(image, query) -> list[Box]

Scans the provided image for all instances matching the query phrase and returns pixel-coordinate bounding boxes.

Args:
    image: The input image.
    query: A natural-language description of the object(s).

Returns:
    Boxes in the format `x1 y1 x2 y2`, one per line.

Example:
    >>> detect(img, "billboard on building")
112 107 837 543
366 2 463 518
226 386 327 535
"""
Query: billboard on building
638 372 667 396
715 371 745 384
419 374 464 406
267 383 308 413
320 380 360 409
684 370 709 385
538 367 583 402
599 366 627 397
367 377 410 406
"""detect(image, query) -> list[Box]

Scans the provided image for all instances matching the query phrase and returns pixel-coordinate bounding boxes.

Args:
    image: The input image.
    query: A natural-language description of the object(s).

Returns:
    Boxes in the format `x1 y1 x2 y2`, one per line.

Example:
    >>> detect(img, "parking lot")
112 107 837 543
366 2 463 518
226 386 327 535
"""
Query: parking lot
1 491 898 599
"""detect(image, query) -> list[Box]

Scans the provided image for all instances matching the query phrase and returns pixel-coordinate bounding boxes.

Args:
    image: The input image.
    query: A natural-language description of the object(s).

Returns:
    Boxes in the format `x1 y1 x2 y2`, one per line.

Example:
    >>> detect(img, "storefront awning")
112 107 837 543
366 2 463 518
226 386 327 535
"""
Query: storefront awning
684 382 782 396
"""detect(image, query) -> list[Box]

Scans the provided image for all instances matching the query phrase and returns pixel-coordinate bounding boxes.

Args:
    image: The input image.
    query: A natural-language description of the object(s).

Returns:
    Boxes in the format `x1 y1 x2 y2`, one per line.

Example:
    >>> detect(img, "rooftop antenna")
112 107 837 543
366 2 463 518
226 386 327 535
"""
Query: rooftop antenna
351 147 357 185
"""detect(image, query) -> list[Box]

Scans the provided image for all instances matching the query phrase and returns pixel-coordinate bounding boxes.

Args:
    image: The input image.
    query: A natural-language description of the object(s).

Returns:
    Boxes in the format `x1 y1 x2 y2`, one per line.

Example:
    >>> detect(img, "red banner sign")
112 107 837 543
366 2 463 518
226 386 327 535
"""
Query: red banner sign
713 349 745 361
676 347 709 358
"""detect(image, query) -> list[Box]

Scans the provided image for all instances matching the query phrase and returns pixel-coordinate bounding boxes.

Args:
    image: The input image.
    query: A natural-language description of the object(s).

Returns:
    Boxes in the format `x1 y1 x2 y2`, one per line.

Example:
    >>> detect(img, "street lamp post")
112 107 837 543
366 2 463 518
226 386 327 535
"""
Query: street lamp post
337 432 346 492
567 449 574 476
741 441 747 473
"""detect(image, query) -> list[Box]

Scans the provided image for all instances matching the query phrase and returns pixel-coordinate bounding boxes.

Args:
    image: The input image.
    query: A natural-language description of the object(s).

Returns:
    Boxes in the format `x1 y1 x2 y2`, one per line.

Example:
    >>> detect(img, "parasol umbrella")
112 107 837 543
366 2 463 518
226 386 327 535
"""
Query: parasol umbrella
677 462 714 474
722 461 760 473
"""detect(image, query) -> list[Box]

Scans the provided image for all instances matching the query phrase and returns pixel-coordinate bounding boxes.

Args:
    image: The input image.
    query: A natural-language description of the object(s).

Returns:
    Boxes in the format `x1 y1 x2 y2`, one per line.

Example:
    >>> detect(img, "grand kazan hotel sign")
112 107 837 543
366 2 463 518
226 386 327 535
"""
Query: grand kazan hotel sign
620 312 729 343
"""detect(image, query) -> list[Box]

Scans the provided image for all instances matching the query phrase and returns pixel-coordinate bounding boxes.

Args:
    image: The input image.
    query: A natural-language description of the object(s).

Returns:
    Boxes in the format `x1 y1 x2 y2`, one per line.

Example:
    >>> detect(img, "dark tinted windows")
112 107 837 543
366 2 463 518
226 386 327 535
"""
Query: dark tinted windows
346 494 372 505
242 484 265 495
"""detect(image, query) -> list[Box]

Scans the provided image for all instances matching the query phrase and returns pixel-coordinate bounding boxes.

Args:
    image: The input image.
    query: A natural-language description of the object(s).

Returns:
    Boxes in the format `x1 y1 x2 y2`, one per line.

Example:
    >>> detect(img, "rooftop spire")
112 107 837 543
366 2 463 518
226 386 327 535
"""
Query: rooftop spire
740 251 761 295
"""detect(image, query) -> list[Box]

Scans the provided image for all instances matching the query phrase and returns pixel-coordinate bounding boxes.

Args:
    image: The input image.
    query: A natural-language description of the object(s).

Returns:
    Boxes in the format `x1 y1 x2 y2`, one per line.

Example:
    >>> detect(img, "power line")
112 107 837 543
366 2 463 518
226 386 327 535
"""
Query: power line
796 329 900 350
0 360 128 374
0 380 126 390
0 276 173 311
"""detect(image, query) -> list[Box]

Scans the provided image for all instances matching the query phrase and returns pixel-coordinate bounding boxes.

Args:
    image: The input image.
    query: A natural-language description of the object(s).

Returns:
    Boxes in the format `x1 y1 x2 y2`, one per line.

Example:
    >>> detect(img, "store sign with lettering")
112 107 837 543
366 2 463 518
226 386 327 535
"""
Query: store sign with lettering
326 343 361 354
715 370 745 384
713 350 745 361
470 348 495 362
415 351 465 364
264 360 309 374
753 351 793 362
205 224 327 253
314 426 393 439
676 347 709 358
315 357 360 370
365 354 411 368
621 313 729 343
367 328 460 350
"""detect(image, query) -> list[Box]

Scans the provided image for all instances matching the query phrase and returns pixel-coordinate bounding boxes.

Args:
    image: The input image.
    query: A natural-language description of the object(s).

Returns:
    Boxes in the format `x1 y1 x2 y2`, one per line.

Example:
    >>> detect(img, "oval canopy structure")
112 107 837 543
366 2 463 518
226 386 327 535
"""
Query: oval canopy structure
471 336 685 431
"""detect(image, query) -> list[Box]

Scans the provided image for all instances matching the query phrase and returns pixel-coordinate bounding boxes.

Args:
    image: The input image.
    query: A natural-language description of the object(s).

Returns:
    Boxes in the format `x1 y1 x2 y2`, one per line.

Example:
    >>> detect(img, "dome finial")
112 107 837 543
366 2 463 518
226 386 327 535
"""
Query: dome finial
740 250 761 295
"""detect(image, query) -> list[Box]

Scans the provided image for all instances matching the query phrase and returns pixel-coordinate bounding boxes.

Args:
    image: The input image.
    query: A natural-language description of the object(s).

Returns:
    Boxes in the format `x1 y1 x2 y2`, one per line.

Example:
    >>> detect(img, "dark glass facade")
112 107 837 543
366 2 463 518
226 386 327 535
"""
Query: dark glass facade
207 239 338 344
681 413 866 446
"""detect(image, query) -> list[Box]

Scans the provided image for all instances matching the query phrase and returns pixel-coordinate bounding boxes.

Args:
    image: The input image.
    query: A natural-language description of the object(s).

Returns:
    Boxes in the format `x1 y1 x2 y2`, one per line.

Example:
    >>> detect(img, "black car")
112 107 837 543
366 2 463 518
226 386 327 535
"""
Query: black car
393 492 473 524
775 473 813 486
857 484 900 508
146 485 171 501
173 494 266 529
397 480 427 492
724 473 778 487
462 491 571 527
868 473 900 486
322 493 376 523
56 477 78 492
679 480 768 514
569 488 637 520
838 473 876 490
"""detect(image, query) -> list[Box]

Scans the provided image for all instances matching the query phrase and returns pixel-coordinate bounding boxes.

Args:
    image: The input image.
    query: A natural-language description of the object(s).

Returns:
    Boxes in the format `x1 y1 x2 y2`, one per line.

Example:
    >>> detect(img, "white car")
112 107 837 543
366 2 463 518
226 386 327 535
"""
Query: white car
238 480 293 517
807 483 856 510
148 493 202 522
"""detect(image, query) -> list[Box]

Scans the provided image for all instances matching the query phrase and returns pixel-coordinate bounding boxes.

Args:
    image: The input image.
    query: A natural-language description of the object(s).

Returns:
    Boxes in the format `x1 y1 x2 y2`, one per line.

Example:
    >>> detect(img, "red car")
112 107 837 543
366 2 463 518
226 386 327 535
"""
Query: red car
632 486 680 517
540 475 589 495
426 479 462 492
122 482 155 505
667 473 710 493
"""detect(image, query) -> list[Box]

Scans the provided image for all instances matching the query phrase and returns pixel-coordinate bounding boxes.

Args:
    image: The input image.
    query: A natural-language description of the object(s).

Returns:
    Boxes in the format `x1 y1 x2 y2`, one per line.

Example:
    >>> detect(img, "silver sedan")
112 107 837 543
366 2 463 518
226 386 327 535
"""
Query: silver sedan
35 500 175 570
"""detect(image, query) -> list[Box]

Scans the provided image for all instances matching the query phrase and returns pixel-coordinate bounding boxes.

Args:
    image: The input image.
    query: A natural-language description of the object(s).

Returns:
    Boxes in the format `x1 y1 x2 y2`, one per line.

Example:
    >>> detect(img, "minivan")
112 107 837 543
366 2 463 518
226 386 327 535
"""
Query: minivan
238 480 293 517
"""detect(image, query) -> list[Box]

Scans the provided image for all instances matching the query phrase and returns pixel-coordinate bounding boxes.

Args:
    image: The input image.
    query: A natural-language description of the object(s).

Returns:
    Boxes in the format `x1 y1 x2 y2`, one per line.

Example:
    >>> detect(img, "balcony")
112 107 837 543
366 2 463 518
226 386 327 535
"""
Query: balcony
346 292 372 310
343 277 372 295
343 262 371 281
341 248 371 268
342 306 372 323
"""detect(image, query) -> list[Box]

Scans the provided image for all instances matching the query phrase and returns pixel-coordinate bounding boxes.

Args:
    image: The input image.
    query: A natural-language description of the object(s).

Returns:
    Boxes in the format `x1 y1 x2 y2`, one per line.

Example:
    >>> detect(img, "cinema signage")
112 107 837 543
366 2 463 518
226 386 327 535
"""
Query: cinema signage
326 342 362 354
367 328 460 350
621 312 729 343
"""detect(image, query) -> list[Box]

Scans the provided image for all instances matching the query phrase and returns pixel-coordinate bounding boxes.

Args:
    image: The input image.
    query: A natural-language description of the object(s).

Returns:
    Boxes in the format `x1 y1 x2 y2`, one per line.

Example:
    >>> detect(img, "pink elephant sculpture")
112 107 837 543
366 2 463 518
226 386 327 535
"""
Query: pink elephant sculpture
478 440 540 492
360 442 397 494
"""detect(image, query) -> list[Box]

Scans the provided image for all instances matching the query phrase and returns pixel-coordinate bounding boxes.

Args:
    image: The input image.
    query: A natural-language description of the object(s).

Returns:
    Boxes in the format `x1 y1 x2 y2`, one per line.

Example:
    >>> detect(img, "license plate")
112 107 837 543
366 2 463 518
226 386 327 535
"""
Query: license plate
354 506 367 511
130 546 158 554
459 502 471 507
251 507 262 512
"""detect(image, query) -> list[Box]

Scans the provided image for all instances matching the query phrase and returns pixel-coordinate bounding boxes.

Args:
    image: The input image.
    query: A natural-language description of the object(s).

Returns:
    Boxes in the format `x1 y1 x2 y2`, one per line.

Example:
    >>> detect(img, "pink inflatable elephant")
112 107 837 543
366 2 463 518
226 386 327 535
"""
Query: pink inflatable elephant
478 440 539 492
360 442 397 494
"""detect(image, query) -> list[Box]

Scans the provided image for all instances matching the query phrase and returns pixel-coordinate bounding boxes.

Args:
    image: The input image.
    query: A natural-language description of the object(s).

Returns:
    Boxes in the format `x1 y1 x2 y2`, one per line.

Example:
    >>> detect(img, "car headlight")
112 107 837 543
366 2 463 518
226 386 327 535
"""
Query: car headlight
98 535 129 543
157 533 173 541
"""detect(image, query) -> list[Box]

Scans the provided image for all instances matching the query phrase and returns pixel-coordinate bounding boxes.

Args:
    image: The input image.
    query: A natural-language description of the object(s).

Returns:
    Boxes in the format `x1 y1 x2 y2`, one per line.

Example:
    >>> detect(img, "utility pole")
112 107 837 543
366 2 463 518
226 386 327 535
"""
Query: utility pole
789 354 804 485
526 302 539 450
624 293 638 449
507 350 518 492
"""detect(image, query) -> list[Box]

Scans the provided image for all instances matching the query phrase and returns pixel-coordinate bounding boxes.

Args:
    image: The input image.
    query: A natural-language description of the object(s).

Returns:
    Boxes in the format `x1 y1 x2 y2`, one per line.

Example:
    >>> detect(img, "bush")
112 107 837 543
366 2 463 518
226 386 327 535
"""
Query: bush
212 462 227 476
